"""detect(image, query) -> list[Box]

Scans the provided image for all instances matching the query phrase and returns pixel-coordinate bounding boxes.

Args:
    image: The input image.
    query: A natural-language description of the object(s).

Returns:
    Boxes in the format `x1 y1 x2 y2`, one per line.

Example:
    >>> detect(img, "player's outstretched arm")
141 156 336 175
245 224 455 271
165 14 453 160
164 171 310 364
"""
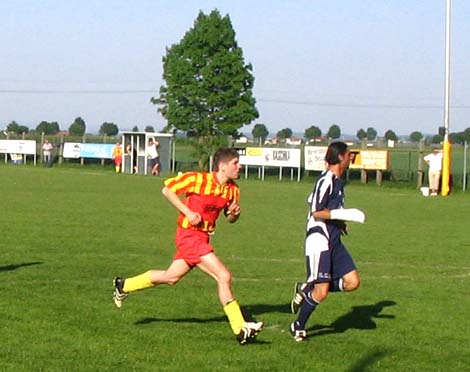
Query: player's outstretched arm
330 208 366 223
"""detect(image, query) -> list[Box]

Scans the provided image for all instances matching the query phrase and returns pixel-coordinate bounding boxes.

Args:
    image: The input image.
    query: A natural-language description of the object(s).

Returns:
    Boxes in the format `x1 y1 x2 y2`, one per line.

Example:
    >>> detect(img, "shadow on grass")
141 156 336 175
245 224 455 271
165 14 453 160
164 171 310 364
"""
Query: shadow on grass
135 316 271 344
134 303 290 326
346 349 388 372
0 261 43 272
244 303 292 315
308 300 397 336
135 315 227 325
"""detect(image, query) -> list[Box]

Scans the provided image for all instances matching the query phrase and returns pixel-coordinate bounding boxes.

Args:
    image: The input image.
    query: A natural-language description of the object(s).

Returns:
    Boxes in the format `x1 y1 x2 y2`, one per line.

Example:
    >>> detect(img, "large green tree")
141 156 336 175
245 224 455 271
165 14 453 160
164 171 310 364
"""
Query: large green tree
304 125 321 142
366 127 377 141
99 122 119 136
36 121 60 135
7 121 29 134
152 10 258 167
356 128 367 141
409 131 423 143
277 128 293 139
327 124 341 139
384 129 398 142
252 123 269 145
69 117 86 136
430 134 443 144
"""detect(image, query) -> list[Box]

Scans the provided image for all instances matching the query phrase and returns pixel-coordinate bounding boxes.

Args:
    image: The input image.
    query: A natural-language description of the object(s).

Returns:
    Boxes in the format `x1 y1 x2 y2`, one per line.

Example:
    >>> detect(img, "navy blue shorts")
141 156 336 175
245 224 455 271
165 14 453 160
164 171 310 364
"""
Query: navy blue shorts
305 233 357 283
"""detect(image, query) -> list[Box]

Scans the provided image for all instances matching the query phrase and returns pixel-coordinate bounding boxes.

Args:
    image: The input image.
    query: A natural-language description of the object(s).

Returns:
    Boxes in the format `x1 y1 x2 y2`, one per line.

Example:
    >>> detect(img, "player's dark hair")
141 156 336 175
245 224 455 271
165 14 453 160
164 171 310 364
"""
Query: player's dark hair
325 141 348 165
213 147 239 171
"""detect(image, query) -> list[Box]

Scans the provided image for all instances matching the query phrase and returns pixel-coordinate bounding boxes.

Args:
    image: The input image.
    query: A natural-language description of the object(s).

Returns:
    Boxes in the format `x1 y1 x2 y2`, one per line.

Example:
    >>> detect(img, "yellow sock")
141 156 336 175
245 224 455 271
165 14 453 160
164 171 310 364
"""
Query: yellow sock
123 271 154 292
223 299 245 334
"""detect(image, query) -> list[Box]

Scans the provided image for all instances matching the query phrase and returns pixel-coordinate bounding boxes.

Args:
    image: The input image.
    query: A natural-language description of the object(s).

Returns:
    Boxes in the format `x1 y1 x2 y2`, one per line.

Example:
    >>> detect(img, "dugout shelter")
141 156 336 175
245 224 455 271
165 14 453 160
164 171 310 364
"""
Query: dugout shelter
121 132 175 175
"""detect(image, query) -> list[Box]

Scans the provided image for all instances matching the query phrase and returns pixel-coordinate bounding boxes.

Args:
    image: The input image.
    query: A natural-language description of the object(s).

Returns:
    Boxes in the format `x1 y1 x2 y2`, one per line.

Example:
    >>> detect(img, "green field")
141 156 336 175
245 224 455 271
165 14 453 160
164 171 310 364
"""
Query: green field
0 165 469 371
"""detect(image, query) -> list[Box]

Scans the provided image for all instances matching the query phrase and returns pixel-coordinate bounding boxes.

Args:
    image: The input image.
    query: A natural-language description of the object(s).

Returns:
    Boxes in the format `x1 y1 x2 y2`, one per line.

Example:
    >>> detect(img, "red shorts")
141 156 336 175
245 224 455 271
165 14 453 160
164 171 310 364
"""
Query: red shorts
174 227 214 266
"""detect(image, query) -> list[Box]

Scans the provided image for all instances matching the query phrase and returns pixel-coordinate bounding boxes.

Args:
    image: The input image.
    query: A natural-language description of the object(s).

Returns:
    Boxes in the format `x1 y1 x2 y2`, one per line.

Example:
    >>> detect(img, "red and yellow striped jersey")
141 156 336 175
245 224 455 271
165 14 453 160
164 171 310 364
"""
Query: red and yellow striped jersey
112 145 122 158
164 171 240 232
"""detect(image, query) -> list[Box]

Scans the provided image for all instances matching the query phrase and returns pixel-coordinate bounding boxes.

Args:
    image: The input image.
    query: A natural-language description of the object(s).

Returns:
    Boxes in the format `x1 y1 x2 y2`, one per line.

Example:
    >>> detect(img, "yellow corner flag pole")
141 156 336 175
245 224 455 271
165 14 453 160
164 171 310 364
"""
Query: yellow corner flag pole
441 0 452 196
441 139 451 195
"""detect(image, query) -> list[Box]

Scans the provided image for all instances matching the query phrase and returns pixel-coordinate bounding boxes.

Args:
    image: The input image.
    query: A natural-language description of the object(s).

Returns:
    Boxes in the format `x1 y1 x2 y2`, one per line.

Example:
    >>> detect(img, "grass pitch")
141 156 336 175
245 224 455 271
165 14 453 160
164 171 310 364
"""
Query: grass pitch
0 165 469 371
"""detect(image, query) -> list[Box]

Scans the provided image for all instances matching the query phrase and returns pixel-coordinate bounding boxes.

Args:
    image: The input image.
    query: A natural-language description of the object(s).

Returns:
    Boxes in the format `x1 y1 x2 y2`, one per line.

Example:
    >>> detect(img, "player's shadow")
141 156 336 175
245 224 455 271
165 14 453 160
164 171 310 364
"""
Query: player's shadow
135 303 291 326
0 262 42 272
135 315 227 325
244 303 293 315
308 300 397 336
135 315 270 345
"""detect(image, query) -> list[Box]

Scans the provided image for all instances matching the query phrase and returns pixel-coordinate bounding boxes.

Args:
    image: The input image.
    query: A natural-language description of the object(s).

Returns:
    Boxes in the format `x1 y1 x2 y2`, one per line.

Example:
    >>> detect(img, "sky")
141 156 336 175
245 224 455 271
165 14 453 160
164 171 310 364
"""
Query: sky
1 0 469 137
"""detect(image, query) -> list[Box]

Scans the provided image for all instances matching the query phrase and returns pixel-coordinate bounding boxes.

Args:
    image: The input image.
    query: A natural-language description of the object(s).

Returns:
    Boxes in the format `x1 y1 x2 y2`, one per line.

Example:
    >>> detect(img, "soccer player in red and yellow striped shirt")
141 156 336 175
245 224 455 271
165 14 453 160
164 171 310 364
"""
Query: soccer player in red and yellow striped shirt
113 147 263 344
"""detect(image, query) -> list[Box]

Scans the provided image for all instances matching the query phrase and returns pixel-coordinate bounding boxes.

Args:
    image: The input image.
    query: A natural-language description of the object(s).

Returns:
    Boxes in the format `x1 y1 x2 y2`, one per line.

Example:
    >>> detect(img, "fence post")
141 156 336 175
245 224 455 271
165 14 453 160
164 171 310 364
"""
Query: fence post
376 170 383 185
59 135 64 164
101 133 107 166
464 141 467 191
417 139 425 188
41 132 45 164
81 133 86 166
361 139 367 184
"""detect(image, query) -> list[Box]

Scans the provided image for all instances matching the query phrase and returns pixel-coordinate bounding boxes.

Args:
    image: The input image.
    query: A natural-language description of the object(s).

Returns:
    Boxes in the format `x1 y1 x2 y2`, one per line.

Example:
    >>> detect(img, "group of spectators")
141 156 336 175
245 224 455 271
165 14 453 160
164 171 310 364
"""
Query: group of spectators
111 137 160 175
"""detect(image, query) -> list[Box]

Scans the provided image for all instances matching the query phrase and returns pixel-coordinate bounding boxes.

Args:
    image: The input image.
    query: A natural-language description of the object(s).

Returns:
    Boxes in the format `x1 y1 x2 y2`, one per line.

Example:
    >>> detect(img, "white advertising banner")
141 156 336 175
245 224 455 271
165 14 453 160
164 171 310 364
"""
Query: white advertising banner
239 147 301 168
304 146 328 171
0 140 37 155
63 142 114 159
63 143 82 158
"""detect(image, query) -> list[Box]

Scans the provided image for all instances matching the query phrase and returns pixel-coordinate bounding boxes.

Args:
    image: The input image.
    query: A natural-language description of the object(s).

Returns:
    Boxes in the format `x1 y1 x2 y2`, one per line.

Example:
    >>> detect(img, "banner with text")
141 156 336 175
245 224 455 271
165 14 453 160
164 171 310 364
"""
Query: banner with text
350 150 389 170
304 146 389 171
239 147 301 168
0 140 36 155
304 146 328 171
63 143 115 159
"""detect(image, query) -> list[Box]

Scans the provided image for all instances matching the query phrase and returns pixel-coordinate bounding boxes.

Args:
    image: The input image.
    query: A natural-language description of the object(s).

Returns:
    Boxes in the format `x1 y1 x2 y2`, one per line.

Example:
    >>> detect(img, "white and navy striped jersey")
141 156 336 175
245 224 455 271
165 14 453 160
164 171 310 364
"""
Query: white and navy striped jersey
306 170 346 244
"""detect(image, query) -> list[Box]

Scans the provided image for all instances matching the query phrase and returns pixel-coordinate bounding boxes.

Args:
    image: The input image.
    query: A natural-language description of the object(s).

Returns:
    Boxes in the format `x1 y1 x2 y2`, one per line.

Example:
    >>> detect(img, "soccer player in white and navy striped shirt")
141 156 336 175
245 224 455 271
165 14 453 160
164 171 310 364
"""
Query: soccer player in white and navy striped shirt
289 141 366 342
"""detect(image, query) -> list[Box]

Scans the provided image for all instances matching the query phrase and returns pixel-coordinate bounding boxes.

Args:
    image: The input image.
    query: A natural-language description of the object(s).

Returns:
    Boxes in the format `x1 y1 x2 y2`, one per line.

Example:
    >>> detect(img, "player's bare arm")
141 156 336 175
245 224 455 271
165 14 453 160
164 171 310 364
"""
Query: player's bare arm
162 186 202 226
312 209 330 220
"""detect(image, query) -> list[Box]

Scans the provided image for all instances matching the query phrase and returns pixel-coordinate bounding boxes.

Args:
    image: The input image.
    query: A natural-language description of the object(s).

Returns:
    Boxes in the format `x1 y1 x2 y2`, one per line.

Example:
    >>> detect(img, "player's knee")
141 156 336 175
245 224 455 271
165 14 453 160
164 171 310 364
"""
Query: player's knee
344 276 360 291
218 270 232 285
312 286 329 302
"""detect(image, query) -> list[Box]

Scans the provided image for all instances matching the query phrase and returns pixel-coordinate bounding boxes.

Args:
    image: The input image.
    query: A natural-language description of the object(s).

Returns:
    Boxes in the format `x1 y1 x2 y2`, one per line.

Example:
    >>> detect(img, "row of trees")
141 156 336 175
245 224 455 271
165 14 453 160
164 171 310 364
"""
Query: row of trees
3 119 156 137
9 116 466 146
7 112 469 146
252 123 470 145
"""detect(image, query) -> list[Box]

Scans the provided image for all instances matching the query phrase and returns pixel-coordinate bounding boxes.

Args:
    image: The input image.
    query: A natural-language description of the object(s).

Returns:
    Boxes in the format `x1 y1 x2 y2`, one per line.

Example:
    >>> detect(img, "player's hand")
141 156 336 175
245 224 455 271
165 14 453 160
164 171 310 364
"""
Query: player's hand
226 202 241 216
226 202 240 223
186 211 202 226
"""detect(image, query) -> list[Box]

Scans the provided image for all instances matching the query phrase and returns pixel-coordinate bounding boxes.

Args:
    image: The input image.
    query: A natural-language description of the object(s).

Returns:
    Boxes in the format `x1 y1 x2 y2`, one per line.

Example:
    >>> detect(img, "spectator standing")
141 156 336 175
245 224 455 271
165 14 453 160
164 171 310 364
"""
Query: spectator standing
42 140 54 167
125 143 138 174
112 142 123 173
147 138 160 176
424 149 443 196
